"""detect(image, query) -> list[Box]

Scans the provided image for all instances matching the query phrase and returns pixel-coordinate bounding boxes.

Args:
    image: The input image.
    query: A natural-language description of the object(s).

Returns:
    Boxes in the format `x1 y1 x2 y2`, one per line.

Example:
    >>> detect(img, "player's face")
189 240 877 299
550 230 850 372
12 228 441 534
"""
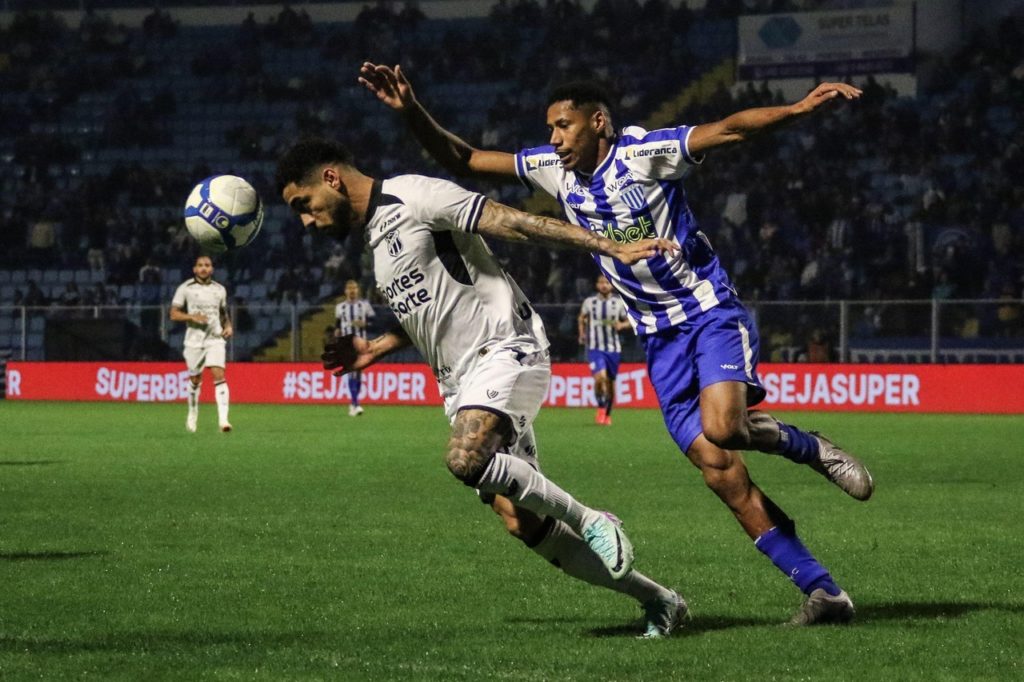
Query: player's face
193 257 213 282
345 281 360 300
282 177 353 241
596 276 612 295
546 101 603 174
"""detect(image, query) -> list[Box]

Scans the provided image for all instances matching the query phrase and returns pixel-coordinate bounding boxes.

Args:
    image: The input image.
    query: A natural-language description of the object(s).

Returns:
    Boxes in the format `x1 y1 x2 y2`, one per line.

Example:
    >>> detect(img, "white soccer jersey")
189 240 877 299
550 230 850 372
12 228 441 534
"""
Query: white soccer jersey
171 278 228 348
364 175 548 394
580 294 627 353
515 125 740 335
335 299 375 338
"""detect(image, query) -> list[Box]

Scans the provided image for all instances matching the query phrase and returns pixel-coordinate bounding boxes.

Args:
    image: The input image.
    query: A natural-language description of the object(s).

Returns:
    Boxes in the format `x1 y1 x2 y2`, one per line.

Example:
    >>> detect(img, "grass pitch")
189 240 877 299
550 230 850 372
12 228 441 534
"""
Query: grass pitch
0 401 1022 680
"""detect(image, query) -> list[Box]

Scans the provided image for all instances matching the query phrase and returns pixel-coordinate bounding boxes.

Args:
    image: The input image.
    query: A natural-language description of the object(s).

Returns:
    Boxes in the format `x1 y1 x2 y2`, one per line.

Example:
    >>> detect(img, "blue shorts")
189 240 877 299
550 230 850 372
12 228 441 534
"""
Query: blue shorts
587 349 621 378
641 301 766 454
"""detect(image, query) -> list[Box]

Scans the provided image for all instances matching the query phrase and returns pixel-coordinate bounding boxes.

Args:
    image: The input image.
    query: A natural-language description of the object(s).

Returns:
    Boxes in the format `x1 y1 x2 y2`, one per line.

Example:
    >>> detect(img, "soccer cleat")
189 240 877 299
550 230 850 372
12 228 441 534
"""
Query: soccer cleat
639 590 689 639
582 511 634 580
808 432 874 501
789 588 855 626
353 406 364 416
219 422 232 433
595 409 605 425
186 413 197 433
604 413 612 426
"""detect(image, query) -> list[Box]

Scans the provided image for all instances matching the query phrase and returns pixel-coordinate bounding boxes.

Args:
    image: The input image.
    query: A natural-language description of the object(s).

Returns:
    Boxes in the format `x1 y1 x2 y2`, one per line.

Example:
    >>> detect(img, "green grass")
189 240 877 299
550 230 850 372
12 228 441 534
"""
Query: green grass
0 402 1022 680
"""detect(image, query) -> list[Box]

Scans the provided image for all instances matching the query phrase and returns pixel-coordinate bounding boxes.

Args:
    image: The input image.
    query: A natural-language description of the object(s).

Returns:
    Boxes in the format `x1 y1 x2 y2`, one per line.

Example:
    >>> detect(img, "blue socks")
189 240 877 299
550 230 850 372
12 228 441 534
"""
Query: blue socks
755 526 841 596
348 374 361 407
776 421 819 464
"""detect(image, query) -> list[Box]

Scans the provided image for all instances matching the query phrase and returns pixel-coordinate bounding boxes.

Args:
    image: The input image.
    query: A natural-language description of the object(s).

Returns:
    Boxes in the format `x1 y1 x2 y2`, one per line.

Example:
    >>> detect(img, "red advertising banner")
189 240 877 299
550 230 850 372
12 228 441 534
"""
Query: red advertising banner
5 361 1024 414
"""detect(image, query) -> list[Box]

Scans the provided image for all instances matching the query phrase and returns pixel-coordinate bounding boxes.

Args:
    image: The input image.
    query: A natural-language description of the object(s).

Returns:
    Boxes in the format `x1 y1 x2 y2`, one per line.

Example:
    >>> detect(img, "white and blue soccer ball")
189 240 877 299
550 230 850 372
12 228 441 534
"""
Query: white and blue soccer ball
183 174 264 254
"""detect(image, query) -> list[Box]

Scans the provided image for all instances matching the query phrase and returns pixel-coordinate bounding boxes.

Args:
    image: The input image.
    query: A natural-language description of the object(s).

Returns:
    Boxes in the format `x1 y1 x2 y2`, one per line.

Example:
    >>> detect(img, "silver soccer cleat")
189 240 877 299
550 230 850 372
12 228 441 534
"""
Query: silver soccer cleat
640 590 689 639
789 588 855 625
582 511 634 580
808 432 874 501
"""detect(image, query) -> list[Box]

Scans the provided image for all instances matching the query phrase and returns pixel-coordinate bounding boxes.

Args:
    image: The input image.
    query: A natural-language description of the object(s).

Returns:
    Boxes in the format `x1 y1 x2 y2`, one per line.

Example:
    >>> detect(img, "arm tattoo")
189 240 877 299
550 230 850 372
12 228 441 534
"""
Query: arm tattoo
478 200 614 256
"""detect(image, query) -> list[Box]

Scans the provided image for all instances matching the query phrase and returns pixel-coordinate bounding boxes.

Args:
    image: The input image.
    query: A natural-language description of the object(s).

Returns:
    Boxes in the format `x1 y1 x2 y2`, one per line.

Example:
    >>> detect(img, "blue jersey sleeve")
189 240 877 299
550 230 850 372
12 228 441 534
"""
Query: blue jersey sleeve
514 144 563 197
618 125 703 181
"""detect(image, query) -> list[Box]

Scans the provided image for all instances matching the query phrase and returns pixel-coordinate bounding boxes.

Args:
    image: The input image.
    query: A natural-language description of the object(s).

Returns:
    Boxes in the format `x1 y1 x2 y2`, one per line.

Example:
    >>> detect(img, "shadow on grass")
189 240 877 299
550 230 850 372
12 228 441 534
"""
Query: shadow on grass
0 460 62 466
857 601 1024 620
583 601 1024 638
0 631 321 654
0 551 108 561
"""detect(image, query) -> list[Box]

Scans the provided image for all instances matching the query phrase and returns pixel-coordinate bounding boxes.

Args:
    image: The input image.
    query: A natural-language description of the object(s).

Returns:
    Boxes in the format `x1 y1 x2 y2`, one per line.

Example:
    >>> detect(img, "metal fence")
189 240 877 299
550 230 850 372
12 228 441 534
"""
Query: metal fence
1 299 1022 364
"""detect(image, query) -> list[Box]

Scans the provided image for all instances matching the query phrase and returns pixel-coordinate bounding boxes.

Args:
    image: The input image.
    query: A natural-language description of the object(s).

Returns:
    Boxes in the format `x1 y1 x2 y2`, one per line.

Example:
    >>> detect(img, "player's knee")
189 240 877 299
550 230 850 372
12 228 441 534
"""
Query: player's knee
444 439 494 486
702 414 750 450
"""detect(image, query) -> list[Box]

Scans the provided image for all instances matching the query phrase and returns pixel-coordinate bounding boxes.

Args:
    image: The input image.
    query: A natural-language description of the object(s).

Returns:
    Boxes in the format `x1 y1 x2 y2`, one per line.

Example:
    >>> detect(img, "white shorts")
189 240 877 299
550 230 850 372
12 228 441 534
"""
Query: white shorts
183 341 226 377
443 341 550 466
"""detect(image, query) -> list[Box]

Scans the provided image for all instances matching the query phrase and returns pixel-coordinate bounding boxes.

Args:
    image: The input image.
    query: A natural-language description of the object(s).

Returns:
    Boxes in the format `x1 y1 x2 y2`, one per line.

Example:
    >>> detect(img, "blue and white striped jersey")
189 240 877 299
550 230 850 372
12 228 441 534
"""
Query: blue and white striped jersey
335 299 375 338
580 294 627 353
515 125 739 335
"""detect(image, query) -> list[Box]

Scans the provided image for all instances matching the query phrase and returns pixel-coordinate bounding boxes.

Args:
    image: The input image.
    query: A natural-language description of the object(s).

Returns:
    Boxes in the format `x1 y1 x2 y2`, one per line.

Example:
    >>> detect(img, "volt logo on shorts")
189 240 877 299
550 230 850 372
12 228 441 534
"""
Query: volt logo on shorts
721 364 739 370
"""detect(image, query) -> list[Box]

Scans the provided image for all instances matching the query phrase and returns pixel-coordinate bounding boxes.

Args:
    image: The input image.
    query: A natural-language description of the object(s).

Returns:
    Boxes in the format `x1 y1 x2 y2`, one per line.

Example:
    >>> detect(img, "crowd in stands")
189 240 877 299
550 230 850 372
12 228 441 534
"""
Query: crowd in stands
0 0 1021 327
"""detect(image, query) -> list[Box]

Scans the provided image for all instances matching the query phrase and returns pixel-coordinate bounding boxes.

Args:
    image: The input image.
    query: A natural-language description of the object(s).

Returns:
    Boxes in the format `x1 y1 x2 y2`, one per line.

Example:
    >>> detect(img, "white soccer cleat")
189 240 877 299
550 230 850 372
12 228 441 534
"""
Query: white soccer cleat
219 422 232 433
353 406 364 416
808 432 874 501
640 590 689 639
582 511 634 580
186 413 197 433
789 588 855 626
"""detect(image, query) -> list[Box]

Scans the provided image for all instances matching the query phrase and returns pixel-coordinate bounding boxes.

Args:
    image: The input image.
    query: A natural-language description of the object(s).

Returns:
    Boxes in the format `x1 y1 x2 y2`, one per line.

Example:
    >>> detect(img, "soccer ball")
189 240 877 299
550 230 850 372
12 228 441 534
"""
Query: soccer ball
183 174 264 254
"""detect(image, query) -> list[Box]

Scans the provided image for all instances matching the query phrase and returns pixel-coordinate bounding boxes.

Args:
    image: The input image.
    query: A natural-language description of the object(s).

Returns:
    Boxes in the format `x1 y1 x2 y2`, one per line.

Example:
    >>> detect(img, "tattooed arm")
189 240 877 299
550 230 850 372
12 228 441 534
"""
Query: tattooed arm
476 200 676 265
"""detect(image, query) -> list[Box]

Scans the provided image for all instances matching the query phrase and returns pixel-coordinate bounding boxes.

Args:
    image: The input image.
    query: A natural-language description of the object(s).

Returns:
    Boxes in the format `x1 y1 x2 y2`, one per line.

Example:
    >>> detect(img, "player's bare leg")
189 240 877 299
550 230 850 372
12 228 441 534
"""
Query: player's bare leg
686 435 854 624
210 366 231 432
699 381 873 500
186 375 201 432
490 495 686 637
446 408 633 578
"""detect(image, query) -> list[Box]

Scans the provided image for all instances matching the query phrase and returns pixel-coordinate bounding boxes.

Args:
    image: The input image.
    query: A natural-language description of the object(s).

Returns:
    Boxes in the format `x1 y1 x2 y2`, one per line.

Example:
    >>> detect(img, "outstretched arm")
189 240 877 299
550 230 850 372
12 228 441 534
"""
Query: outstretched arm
476 200 677 265
687 82 862 156
322 328 412 375
359 62 517 180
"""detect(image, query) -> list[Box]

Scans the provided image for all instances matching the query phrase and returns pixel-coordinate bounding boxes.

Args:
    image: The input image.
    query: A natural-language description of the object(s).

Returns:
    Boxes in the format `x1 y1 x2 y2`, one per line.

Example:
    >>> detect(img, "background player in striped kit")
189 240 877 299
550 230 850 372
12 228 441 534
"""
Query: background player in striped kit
334 279 375 416
361 63 873 625
578 275 629 425
169 255 233 433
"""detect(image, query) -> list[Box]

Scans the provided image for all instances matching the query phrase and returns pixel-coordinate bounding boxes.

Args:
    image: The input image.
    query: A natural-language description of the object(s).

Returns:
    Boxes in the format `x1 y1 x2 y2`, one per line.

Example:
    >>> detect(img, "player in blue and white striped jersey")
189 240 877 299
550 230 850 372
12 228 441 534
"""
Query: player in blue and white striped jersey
362 64 873 625
578 275 629 425
335 279 376 416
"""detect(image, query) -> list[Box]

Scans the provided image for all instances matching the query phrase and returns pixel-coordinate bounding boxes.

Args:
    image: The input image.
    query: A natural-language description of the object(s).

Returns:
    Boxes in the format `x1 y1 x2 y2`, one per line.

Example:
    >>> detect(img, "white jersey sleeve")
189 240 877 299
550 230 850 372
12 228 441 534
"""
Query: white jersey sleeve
402 175 488 234
618 125 703 181
171 282 188 309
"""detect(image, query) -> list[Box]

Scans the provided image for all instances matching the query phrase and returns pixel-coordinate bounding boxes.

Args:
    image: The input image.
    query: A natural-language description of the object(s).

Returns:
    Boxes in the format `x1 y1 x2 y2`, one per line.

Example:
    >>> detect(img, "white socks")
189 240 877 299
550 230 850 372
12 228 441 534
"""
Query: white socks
532 519 671 603
215 381 230 425
473 453 597 535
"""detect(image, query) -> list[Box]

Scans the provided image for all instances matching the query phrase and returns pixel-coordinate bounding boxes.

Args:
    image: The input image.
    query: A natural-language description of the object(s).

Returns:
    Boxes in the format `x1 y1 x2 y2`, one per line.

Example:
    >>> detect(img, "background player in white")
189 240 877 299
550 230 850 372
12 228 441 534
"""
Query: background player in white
578 275 630 426
361 63 873 625
170 255 233 433
276 138 687 638
334 279 375 416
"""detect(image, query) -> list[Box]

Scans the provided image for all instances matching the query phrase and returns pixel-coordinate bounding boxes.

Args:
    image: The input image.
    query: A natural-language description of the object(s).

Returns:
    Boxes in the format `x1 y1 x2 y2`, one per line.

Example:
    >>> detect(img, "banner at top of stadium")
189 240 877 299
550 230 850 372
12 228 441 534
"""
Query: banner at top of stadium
737 6 915 80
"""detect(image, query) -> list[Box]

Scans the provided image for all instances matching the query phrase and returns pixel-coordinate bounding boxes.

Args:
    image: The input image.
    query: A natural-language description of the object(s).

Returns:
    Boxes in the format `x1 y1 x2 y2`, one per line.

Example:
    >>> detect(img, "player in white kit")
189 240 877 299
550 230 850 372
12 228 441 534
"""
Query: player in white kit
276 138 687 637
170 255 233 433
